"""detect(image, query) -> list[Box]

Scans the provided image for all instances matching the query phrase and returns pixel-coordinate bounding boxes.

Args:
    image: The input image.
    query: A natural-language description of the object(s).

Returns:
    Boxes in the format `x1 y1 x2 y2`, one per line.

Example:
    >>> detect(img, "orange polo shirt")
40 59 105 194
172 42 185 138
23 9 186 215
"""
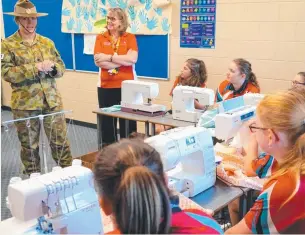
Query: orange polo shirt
94 31 138 88
169 77 206 96
215 79 260 102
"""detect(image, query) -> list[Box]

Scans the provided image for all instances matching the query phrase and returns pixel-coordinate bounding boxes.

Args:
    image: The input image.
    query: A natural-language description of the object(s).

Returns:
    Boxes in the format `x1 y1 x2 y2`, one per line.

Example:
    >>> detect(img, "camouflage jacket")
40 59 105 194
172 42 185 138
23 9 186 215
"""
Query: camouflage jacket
1 31 65 110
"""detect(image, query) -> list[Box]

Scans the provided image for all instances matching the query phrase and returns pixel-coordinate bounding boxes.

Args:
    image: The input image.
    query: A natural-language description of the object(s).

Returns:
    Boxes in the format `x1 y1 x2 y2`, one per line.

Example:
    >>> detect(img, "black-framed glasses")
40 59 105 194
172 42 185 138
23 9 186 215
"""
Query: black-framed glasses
292 80 305 86
249 123 268 133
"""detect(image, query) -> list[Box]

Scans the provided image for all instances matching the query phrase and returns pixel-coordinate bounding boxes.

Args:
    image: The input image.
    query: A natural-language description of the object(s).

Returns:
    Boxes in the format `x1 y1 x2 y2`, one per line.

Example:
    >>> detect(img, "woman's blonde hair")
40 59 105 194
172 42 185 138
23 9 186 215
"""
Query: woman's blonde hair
178 58 208 87
93 139 171 234
257 88 305 182
109 8 128 35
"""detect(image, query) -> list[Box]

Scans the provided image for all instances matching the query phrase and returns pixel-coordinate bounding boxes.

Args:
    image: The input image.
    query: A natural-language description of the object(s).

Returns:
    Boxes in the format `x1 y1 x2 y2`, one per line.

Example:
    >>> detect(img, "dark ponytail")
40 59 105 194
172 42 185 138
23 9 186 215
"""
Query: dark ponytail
249 71 260 90
93 139 172 234
115 166 171 234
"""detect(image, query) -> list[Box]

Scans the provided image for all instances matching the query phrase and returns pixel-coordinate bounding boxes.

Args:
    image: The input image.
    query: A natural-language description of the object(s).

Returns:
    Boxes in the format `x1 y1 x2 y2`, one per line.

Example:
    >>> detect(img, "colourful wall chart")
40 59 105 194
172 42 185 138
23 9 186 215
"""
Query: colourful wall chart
180 0 216 49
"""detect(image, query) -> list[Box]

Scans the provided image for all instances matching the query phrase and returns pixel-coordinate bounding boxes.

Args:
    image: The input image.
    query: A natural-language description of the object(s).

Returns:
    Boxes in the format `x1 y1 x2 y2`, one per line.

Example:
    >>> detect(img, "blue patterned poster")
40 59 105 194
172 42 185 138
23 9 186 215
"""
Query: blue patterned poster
180 0 216 48
61 0 172 35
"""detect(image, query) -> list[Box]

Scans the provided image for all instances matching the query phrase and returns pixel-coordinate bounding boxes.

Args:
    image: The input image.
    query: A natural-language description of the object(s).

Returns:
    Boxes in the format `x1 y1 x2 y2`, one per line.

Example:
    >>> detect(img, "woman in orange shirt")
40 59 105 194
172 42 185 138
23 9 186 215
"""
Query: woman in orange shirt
216 58 260 102
94 8 138 146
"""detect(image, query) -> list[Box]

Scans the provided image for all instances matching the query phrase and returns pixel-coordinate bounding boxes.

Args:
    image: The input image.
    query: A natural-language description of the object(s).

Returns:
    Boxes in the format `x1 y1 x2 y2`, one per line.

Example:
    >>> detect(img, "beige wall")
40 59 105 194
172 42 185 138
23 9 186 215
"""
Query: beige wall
2 0 305 127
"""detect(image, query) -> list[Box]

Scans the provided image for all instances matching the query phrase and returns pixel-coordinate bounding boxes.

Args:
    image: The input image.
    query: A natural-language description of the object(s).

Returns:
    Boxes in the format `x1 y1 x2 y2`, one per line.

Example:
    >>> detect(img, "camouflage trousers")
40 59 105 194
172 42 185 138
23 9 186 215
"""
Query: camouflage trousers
12 106 72 175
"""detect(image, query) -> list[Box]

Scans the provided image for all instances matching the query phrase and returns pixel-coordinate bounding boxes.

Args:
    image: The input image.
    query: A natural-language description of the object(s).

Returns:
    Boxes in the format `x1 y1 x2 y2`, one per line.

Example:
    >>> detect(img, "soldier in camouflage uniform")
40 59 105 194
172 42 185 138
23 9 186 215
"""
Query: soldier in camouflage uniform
1 0 72 174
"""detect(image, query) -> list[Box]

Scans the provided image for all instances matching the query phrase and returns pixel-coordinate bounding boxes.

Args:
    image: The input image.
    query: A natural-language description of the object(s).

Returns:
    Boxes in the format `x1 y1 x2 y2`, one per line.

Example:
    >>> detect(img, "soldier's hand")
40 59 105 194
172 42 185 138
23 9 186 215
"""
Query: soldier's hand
42 60 55 72
35 62 44 72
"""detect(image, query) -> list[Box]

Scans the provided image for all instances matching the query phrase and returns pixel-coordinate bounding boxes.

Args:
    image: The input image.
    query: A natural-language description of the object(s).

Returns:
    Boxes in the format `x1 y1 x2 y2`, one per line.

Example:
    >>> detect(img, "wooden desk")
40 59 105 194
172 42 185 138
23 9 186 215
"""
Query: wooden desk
93 109 150 150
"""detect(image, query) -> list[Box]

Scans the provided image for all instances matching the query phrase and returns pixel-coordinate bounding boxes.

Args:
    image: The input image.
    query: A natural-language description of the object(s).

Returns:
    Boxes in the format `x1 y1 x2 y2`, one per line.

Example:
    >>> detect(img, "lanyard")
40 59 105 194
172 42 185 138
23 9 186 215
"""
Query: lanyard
111 36 120 53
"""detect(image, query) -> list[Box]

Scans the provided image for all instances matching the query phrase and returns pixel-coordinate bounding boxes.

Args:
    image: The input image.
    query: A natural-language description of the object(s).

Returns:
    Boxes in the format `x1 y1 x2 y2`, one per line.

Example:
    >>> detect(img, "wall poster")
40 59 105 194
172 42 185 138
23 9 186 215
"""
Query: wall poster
180 0 216 48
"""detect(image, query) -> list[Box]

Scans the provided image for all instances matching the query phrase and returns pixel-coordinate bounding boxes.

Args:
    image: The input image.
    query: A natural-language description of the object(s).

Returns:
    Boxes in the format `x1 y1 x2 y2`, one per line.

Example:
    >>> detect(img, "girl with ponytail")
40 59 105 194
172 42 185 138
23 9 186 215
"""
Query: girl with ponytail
216 58 260 102
93 139 223 234
226 88 305 234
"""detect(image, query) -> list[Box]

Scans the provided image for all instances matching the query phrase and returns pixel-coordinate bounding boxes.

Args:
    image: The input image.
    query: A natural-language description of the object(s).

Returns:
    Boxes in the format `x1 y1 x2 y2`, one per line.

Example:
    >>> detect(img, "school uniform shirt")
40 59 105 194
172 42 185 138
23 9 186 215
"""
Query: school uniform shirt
107 196 223 234
244 153 305 234
169 77 206 96
94 31 138 89
215 79 260 102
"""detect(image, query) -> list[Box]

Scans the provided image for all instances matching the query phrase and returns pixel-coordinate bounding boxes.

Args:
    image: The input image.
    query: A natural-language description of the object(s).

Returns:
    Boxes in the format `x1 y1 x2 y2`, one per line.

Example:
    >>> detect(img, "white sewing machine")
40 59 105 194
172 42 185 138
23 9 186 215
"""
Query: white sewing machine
145 126 216 197
215 94 265 141
1 160 103 235
172 86 215 122
121 80 166 116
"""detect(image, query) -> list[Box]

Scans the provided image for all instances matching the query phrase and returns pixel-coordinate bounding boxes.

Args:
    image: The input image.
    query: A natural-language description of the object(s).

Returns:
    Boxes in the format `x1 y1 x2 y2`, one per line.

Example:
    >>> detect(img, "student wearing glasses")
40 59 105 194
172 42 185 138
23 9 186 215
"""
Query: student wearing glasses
292 72 305 88
94 8 138 147
226 88 305 234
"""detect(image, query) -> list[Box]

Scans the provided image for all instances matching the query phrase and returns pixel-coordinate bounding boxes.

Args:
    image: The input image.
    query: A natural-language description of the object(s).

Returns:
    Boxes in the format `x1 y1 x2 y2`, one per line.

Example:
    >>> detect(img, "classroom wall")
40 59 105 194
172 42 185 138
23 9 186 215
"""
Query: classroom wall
2 0 305 127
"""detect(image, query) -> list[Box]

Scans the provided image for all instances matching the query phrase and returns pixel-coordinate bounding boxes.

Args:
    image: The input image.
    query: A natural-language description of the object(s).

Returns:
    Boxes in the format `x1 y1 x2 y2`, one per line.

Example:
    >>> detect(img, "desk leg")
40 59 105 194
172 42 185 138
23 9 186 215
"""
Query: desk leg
97 114 103 150
125 119 130 139
151 123 156 136
246 190 254 211
238 193 247 220
145 122 149 137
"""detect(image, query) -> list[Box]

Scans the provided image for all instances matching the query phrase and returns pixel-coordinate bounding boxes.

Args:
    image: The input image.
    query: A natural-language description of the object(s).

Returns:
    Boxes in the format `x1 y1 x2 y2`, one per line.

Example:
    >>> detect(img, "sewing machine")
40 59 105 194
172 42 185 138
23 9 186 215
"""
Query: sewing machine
121 80 166 116
243 93 265 106
215 94 265 141
172 86 215 122
145 126 216 197
1 160 103 234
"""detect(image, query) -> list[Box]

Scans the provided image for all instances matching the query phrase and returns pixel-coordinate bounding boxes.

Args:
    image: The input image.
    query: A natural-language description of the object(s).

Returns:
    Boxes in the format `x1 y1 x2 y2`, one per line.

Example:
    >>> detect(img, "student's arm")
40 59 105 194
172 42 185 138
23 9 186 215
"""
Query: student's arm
225 219 252 234
194 100 208 110
243 134 259 177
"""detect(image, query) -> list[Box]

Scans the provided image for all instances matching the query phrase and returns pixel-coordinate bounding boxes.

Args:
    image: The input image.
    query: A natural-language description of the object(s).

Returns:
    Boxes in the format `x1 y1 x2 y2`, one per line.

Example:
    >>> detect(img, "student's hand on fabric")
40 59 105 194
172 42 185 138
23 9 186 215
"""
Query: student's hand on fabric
202 208 214 216
247 134 258 152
